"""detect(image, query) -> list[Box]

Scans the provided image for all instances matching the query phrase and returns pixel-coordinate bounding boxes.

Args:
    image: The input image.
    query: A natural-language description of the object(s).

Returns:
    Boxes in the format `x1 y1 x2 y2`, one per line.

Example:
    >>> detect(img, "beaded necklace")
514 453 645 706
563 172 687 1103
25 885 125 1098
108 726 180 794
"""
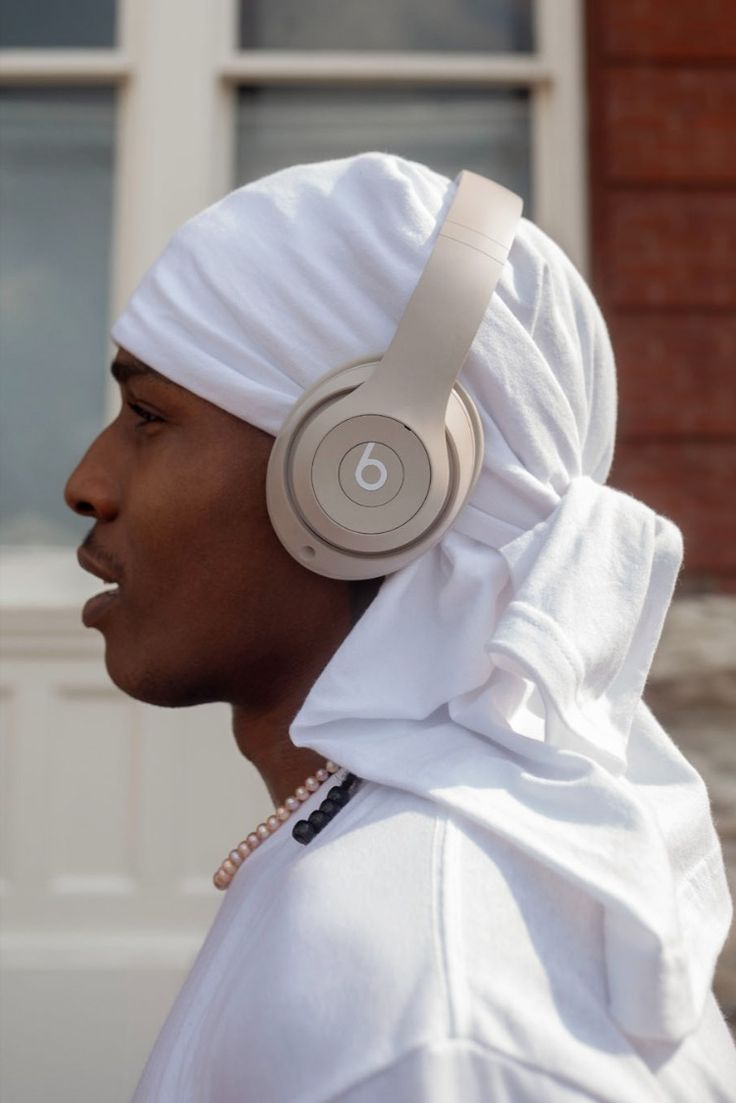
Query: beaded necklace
213 761 361 890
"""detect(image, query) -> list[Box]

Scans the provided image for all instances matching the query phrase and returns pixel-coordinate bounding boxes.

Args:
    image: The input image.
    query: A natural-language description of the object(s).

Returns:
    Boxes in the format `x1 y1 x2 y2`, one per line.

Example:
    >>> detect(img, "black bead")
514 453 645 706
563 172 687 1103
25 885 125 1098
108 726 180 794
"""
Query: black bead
308 810 329 833
292 820 316 845
319 799 339 817
327 786 348 806
341 773 360 796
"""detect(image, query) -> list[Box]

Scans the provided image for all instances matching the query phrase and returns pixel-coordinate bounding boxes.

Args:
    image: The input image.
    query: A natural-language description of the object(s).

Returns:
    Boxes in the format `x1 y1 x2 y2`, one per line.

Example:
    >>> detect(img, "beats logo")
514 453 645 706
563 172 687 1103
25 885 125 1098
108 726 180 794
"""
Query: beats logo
354 443 388 491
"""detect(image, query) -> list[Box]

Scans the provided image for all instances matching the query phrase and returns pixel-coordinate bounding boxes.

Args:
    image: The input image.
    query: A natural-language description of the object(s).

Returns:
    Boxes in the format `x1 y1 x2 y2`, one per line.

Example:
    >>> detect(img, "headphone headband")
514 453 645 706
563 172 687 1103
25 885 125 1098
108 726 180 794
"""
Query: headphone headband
359 171 523 427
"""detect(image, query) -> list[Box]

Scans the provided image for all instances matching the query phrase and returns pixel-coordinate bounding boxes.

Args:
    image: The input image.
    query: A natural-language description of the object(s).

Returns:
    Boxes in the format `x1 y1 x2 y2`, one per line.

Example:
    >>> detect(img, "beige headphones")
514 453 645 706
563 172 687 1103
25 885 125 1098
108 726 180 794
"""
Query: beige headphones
266 170 523 580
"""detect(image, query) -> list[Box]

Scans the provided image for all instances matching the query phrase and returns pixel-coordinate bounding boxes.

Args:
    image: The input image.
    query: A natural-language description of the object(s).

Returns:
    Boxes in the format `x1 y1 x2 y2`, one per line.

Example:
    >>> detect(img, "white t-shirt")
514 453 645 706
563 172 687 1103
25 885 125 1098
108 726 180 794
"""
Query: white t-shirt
133 777 736 1102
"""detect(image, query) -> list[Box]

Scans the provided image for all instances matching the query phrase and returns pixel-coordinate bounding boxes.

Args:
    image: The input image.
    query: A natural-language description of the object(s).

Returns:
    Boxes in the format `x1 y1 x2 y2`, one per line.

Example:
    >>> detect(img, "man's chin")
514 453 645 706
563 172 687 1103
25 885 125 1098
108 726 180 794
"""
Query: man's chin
103 651 225 709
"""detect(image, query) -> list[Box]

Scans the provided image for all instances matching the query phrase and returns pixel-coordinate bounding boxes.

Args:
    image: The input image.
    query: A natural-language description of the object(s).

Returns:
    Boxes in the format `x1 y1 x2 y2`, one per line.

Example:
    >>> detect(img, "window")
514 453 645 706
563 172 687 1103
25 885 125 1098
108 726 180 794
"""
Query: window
229 1 585 237
0 87 116 547
238 0 534 53
235 86 531 201
0 0 117 49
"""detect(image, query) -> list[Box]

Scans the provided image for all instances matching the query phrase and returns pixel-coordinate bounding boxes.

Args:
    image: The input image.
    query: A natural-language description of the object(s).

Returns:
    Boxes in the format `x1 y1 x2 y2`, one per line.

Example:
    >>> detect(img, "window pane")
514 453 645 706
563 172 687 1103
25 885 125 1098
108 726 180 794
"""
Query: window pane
240 0 534 52
236 86 531 208
0 0 116 48
0 89 115 546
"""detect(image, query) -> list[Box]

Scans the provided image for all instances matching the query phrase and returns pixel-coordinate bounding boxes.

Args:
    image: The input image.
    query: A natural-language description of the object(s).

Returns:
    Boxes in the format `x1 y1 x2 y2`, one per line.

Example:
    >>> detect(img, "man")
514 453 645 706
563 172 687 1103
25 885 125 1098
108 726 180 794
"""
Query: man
65 153 736 1100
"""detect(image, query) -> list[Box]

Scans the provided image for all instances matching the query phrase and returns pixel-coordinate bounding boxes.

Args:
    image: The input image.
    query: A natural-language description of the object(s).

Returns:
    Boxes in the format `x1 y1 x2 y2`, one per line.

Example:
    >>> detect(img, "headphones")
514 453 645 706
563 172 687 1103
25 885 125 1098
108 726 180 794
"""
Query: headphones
266 171 523 581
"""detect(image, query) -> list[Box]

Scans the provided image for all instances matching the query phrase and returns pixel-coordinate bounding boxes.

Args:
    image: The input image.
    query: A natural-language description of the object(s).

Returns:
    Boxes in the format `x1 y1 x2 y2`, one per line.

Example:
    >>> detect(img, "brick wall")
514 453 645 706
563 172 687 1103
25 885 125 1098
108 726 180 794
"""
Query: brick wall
586 0 736 591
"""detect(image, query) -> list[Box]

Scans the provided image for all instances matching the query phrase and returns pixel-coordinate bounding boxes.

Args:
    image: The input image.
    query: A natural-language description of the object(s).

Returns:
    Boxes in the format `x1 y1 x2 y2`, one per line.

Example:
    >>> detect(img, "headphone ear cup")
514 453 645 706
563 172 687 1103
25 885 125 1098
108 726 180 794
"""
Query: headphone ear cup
266 361 483 580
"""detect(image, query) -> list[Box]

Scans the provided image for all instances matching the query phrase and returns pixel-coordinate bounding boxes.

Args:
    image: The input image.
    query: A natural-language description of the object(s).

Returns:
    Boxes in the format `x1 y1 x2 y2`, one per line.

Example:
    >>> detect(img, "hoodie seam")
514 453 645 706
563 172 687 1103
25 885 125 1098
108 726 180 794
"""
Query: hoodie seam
315 1037 632 1103
431 810 466 1041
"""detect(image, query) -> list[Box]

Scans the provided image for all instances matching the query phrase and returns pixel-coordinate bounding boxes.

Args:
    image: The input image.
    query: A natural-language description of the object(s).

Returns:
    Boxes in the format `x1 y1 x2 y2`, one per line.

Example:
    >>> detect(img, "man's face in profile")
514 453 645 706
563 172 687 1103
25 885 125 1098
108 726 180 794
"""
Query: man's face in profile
64 349 351 710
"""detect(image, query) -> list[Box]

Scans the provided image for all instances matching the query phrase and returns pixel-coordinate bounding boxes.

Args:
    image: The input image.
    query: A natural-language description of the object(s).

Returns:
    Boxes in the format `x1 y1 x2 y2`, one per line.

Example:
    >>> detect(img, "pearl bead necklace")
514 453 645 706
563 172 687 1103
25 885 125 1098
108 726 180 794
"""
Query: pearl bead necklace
213 760 341 890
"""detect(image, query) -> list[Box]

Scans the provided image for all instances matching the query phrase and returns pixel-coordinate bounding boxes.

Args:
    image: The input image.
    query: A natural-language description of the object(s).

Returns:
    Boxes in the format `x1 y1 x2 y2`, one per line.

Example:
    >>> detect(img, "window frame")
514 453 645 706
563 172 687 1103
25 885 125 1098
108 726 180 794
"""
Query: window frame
0 0 587 607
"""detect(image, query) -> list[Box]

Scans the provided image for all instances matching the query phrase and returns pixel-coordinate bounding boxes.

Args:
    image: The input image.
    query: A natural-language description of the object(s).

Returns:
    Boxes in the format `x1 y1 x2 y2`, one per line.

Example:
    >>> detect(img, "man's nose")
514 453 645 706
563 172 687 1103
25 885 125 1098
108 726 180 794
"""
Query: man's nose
64 431 120 522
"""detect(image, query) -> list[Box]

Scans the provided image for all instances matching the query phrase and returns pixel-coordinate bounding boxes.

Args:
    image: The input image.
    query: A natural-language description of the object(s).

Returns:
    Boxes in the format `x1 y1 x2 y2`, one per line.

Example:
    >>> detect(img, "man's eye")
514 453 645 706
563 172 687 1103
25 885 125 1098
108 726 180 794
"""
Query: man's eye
126 401 162 427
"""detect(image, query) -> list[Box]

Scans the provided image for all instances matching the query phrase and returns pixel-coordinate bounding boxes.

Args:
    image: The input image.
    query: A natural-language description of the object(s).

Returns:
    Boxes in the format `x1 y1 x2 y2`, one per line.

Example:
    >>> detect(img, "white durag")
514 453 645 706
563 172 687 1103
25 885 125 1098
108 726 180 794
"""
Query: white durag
112 153 731 1045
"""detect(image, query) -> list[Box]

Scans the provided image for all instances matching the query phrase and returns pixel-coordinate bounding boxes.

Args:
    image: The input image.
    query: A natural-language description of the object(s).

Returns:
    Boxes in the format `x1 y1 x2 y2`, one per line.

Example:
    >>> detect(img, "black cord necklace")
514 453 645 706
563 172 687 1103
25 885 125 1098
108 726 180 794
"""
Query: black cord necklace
292 772 362 845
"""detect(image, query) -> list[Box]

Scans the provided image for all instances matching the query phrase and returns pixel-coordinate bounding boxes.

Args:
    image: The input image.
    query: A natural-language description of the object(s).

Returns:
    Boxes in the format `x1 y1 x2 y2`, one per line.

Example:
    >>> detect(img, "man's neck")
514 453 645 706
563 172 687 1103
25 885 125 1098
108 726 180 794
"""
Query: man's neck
232 700 326 806
231 624 349 805
230 577 382 804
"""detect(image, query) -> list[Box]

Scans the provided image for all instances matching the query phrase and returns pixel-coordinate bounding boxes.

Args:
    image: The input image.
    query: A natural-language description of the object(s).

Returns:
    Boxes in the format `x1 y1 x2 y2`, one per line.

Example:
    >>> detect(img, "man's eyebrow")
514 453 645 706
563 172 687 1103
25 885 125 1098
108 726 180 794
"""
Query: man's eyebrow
110 358 174 385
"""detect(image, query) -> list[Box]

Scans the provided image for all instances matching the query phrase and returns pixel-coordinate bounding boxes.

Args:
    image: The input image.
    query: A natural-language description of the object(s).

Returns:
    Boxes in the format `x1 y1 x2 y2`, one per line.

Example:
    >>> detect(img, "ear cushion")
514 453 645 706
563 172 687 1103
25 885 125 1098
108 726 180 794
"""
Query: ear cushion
266 361 483 580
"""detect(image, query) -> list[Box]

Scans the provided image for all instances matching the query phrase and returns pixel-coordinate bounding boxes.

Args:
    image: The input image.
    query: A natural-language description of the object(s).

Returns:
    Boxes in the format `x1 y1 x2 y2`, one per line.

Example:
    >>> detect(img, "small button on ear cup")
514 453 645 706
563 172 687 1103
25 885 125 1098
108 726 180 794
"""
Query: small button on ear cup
338 441 404 507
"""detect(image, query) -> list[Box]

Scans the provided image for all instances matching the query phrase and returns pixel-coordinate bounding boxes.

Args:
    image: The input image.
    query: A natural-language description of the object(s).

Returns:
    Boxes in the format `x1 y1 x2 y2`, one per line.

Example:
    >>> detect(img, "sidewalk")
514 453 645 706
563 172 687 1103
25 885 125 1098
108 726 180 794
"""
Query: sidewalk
648 596 736 1028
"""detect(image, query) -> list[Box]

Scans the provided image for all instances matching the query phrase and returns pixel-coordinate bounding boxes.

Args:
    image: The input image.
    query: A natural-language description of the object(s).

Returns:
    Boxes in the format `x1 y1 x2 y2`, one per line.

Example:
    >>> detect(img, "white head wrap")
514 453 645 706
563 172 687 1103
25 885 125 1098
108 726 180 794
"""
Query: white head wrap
112 153 731 1044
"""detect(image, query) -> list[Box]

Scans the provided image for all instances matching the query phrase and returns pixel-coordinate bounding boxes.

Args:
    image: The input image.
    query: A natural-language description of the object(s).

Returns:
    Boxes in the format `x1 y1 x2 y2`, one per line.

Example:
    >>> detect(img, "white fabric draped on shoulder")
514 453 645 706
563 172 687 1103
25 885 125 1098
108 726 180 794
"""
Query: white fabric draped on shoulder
111 152 731 1045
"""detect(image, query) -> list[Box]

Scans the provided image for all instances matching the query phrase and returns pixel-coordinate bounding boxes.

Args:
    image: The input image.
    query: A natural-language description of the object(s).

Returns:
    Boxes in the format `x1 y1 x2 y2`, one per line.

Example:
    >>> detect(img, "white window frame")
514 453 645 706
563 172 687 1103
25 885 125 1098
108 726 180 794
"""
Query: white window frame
0 0 587 611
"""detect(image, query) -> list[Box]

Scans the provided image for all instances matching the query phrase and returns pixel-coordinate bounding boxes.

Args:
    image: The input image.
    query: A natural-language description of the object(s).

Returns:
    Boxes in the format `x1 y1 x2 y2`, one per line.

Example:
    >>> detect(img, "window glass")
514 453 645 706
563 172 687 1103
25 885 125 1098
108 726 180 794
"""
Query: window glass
0 0 116 48
236 86 531 208
240 0 534 52
0 88 115 546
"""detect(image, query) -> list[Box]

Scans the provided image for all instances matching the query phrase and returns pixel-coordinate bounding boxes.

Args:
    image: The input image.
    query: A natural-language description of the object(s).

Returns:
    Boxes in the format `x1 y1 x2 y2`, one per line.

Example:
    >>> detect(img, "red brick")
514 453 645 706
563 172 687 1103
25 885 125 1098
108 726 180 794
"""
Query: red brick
609 314 736 438
602 68 736 185
610 441 736 572
711 575 736 593
586 3 736 591
601 193 736 308
597 0 736 60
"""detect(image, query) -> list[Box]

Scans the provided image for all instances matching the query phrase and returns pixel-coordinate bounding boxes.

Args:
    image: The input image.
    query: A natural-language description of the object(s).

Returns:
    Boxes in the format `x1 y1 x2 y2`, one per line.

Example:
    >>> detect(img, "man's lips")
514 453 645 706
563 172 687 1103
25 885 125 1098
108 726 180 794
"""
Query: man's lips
77 546 124 627
81 588 120 627
77 545 122 586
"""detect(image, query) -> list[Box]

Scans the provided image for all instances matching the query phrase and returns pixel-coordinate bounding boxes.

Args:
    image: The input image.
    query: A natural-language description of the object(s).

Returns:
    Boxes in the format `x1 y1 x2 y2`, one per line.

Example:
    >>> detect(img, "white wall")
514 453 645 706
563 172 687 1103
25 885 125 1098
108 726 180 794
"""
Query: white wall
0 607 271 1103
